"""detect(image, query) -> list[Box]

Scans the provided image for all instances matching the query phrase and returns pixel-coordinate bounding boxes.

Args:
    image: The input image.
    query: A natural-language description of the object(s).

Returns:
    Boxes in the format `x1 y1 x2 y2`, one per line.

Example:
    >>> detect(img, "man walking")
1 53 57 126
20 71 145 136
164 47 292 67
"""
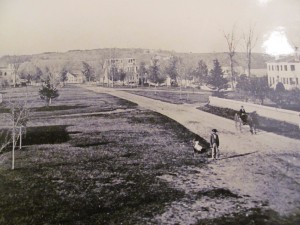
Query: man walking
210 129 219 159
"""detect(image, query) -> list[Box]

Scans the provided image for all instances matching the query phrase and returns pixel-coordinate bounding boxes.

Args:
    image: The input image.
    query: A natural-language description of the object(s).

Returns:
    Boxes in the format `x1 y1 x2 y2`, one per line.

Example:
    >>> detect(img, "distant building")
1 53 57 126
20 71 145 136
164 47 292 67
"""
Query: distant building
102 58 138 84
0 64 16 84
267 54 300 90
66 72 84 84
222 66 267 78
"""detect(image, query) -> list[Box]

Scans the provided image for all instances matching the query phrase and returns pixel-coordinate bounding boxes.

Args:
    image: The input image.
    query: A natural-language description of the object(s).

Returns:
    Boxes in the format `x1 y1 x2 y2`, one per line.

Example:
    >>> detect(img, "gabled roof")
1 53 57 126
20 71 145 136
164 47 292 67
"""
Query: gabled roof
268 55 300 63
67 71 83 77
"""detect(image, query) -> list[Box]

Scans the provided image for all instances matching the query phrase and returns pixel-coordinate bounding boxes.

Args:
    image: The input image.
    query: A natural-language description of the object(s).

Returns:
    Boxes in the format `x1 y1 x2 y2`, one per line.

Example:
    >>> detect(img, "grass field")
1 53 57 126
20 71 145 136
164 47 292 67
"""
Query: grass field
0 85 207 225
0 85 299 225
126 89 211 104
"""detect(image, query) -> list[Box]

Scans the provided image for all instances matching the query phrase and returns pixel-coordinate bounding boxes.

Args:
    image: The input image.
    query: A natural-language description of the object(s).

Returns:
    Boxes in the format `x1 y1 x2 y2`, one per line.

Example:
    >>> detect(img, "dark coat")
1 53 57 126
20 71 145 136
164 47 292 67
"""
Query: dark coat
240 108 246 114
210 133 219 147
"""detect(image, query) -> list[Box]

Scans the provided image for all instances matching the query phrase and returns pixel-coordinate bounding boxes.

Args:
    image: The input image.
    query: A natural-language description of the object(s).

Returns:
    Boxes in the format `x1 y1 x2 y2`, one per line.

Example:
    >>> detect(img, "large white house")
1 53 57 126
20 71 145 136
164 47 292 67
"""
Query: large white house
66 72 84 84
267 55 300 90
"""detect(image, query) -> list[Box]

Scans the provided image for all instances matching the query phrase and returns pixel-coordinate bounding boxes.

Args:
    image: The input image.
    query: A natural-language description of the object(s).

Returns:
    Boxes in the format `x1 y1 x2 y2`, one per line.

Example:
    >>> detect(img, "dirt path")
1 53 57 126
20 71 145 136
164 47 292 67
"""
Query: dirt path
84 85 300 223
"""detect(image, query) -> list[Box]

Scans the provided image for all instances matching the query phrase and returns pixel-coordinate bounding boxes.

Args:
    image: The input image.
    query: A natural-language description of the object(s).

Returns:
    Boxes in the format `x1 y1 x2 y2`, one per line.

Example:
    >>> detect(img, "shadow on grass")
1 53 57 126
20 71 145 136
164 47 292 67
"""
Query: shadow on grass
22 125 70 145
33 105 88 112
196 188 241 199
220 151 258 160
74 141 112 148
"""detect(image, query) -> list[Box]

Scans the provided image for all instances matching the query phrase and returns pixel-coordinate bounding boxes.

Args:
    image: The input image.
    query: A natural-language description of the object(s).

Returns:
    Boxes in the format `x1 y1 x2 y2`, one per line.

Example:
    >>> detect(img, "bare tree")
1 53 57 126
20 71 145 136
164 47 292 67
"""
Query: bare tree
224 26 240 90
243 24 258 77
0 94 30 169
10 56 22 87
176 58 186 99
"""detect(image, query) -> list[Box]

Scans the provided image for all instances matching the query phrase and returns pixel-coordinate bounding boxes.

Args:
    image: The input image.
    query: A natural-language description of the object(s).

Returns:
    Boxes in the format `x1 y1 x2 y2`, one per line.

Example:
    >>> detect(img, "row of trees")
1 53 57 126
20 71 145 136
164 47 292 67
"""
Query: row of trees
0 58 97 88
235 75 300 107
223 24 258 90
137 56 228 92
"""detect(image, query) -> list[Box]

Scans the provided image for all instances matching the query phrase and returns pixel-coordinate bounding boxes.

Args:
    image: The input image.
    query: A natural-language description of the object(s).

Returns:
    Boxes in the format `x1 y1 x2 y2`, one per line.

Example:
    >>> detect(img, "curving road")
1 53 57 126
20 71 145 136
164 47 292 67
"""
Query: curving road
83 85 300 219
84 85 300 154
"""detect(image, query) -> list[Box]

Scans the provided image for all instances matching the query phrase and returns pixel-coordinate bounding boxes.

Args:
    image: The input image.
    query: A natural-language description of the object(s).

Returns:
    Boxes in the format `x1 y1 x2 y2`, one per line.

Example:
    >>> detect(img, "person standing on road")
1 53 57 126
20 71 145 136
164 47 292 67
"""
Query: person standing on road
210 129 219 159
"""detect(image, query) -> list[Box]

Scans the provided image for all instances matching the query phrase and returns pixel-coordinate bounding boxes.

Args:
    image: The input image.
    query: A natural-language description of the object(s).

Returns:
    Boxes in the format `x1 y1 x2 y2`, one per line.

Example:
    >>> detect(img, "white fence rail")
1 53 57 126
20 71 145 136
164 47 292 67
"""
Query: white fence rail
209 96 300 126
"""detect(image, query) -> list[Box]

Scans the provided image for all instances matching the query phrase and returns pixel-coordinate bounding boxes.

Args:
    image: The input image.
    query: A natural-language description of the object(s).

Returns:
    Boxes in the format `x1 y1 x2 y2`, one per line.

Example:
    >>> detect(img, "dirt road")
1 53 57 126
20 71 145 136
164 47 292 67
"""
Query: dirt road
85 85 300 223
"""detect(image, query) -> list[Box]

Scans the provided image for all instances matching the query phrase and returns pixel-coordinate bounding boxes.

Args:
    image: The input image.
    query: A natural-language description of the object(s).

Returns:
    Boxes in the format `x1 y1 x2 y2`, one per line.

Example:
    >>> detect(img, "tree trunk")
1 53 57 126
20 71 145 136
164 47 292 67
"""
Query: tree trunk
12 128 15 170
248 53 251 77
19 127 22 150
12 110 15 170
230 56 234 90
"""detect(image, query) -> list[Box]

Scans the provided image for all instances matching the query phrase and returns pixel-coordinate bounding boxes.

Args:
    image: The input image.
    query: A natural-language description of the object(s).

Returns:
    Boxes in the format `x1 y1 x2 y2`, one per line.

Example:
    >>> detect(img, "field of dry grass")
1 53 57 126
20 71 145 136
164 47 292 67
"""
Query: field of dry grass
0 85 299 225
0 85 206 224
126 88 211 105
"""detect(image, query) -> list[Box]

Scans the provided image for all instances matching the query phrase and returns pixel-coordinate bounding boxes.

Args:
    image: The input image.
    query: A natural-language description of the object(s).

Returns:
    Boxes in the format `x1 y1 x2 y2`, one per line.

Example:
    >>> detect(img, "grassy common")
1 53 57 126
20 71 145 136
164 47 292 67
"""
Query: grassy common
0 85 207 225
126 88 211 104
0 85 299 225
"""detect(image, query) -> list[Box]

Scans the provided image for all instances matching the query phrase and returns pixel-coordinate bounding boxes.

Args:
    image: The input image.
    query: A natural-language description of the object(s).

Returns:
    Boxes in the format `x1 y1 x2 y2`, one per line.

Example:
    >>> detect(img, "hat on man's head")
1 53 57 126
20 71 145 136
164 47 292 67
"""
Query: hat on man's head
212 129 218 132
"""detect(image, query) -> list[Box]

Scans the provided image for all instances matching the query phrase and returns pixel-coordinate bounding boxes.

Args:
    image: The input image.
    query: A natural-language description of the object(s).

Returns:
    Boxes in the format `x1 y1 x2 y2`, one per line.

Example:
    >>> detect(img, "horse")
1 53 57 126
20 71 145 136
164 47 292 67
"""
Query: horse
234 111 259 134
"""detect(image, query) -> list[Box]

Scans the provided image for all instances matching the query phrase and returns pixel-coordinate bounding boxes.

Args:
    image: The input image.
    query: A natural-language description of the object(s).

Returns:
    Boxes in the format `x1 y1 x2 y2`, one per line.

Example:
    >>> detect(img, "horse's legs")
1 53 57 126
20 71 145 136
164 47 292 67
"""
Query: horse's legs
234 114 239 131
250 125 253 134
239 118 242 132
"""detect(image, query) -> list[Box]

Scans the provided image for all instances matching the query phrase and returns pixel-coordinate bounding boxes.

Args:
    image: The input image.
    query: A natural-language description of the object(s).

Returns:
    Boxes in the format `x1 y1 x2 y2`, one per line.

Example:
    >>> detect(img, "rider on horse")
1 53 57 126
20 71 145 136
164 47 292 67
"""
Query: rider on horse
239 106 247 124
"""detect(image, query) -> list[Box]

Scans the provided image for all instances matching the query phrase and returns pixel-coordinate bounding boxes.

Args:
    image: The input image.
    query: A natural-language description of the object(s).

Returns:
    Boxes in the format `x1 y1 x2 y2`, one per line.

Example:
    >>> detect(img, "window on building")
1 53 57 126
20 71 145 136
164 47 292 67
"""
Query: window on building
290 78 293 84
291 65 295 71
280 65 283 71
284 65 287 71
277 65 279 71
296 78 299 85
273 77 275 84
272 65 274 71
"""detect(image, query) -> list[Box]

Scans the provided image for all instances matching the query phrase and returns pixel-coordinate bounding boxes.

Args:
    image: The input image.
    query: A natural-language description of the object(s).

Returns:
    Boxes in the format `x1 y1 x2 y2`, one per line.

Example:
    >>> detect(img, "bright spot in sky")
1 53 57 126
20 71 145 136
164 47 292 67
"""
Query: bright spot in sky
262 27 294 56
258 0 272 5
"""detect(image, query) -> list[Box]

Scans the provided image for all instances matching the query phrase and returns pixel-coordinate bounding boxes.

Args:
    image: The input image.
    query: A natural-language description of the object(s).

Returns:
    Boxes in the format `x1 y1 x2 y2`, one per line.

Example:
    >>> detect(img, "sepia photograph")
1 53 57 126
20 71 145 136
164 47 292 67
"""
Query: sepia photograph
0 0 300 224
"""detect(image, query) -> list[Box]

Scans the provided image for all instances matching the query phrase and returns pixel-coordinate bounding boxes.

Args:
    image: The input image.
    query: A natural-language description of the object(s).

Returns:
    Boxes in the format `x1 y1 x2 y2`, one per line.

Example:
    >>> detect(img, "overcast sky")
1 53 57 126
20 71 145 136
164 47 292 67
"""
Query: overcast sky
0 0 299 56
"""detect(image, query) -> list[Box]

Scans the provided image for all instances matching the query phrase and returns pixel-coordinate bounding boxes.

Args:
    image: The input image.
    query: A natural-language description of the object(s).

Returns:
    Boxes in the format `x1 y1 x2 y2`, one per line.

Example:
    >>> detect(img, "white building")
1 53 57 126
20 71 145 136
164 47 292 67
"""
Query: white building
267 55 300 90
0 64 17 85
222 66 267 78
66 72 84 84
